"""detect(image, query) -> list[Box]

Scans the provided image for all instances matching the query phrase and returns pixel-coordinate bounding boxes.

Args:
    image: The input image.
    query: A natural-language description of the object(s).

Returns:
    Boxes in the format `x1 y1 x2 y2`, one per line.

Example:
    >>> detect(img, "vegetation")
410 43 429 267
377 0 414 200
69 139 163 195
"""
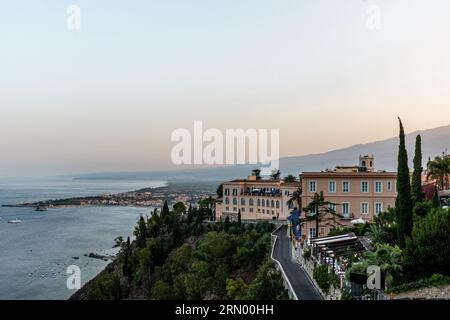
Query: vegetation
270 169 281 180
85 202 288 300
427 155 450 190
313 265 340 295
252 169 262 180
411 134 423 204
287 187 302 210
403 208 450 280
389 274 450 294
283 175 298 183
303 191 337 238
396 118 413 248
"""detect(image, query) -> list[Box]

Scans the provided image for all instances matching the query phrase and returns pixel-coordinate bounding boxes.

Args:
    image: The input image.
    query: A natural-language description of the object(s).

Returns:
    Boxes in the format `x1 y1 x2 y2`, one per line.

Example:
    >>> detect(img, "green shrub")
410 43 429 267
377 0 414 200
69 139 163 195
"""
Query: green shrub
389 274 450 293
303 248 311 260
313 265 332 294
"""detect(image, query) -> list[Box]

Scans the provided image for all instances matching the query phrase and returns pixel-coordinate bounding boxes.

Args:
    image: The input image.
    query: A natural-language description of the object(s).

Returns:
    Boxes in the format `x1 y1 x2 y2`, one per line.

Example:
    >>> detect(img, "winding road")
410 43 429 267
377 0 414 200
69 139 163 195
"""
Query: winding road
273 225 322 300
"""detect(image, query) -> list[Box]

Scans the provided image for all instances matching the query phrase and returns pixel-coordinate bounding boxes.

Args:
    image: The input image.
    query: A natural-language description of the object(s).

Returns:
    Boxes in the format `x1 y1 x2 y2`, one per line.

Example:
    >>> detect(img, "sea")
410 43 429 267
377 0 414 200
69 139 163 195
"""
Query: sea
0 176 166 300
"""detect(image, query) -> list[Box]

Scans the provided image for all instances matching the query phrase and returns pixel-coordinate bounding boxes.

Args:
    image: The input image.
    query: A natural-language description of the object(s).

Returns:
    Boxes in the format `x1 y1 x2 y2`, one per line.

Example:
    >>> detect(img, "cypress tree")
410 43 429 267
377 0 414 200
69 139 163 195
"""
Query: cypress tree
237 209 242 228
396 118 413 248
432 186 441 208
411 134 423 204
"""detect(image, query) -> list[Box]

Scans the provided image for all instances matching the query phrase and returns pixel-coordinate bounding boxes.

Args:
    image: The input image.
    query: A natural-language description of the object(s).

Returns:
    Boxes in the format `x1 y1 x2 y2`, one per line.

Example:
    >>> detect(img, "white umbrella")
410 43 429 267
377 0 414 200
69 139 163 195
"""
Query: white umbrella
350 217 367 225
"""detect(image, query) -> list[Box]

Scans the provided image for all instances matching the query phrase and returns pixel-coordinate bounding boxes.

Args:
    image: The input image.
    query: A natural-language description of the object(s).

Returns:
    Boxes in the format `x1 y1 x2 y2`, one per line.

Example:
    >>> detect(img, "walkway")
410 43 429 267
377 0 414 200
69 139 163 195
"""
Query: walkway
272 225 322 300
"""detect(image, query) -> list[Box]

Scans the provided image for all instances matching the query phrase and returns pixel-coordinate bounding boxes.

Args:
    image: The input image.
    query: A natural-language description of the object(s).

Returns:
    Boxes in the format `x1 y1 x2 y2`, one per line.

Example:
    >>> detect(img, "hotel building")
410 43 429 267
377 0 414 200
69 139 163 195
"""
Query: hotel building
300 155 397 239
215 176 300 221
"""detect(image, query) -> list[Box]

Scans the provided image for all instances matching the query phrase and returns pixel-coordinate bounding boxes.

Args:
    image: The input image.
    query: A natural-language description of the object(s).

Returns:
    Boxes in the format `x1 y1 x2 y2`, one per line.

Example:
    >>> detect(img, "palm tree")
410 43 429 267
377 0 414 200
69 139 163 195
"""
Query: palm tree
270 169 281 180
365 224 388 245
303 191 338 238
287 187 302 210
351 244 403 289
283 174 298 183
427 155 450 190
251 169 262 180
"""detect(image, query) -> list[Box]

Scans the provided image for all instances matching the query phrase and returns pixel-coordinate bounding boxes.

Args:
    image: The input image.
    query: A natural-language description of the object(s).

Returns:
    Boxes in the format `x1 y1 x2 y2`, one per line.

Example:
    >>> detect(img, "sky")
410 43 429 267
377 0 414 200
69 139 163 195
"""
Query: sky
1 0 450 176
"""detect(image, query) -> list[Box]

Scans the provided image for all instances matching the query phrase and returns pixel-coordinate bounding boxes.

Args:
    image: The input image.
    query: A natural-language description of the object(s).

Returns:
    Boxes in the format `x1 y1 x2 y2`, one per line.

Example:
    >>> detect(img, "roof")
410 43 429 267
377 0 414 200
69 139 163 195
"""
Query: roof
223 179 300 187
300 171 397 178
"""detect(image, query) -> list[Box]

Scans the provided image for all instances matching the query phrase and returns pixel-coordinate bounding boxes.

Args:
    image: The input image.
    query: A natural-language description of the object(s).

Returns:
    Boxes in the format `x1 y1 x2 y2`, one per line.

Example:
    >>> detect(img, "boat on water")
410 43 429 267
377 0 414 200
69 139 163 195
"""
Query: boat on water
8 218 22 224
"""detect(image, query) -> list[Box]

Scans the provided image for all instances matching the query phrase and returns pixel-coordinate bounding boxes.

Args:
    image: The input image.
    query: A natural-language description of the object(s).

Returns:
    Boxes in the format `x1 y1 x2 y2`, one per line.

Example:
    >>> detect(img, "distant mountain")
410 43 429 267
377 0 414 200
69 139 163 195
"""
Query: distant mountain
73 124 450 183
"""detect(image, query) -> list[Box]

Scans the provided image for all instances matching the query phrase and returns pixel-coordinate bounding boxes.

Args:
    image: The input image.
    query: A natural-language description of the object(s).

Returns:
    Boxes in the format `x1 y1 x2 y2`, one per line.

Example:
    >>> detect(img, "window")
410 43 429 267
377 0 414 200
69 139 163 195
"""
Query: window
309 181 317 192
271 200 274 208
309 228 316 239
329 203 336 213
329 181 336 193
276 200 280 208
233 197 237 205
241 198 246 206
225 207 229 211
232 189 237 196
289 201 294 209
342 181 350 193
375 203 383 215
375 181 382 193
387 181 393 191
249 198 254 206
361 181 369 193
249 208 253 213
225 188 230 196
225 197 230 205
241 208 245 212
361 202 369 215
257 199 260 206
342 203 350 217
262 199 265 207
309 205 317 215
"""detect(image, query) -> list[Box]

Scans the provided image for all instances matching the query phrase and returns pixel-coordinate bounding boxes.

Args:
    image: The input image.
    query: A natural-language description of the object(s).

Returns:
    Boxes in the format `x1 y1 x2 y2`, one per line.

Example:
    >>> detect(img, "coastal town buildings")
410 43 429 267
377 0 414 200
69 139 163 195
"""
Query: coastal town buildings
299 155 397 239
215 176 300 221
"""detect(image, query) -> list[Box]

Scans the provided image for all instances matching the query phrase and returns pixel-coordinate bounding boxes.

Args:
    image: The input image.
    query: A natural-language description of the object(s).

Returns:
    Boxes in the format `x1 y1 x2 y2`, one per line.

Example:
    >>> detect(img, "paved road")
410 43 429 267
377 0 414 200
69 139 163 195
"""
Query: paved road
273 225 322 300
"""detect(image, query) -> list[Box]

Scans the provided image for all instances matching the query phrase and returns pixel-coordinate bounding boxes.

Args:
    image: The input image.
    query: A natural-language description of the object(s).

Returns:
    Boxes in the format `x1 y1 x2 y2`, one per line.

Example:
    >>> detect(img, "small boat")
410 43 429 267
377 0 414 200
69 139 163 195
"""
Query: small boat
8 218 22 224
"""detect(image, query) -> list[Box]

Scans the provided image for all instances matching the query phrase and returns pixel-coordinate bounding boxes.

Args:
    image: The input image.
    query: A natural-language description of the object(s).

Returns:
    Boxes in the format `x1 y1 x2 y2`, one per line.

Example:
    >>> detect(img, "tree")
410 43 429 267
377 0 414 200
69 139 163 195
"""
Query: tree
427 155 450 190
237 209 242 228
135 216 147 248
432 186 441 208
216 184 223 199
246 259 289 300
303 191 338 238
411 134 423 204
173 202 187 215
365 224 387 245
252 169 261 180
403 208 450 280
348 244 403 289
283 175 297 183
226 277 248 300
396 118 413 248
287 187 302 210
270 169 281 180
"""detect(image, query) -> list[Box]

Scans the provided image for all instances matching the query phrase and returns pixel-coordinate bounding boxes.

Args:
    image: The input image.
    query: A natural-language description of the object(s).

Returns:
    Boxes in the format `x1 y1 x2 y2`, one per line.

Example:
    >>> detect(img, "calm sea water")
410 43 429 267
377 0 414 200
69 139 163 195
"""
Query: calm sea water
0 177 166 300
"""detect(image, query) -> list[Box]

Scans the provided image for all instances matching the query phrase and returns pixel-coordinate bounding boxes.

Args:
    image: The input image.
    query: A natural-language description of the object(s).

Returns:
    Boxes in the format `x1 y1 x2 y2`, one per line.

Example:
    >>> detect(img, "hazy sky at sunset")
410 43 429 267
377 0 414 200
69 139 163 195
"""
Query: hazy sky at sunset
1 0 450 176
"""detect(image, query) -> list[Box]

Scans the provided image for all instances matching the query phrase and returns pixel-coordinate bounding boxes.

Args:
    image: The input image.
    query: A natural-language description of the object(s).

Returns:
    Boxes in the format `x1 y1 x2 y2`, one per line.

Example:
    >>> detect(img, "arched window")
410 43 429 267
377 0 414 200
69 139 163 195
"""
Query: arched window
257 199 260 206
271 200 274 208
262 199 265 207
233 197 237 205
249 198 254 206
241 198 246 206
225 197 230 205
276 200 280 208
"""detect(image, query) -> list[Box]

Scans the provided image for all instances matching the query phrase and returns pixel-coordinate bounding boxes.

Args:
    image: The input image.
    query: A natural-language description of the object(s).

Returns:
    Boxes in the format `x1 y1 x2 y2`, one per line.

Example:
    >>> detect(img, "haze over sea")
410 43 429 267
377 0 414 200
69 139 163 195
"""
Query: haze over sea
0 177 166 300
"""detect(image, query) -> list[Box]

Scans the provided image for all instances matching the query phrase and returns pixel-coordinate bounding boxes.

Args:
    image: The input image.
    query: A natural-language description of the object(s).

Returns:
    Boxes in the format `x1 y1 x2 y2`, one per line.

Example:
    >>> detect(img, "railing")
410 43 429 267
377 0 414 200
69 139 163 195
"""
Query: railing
271 225 298 300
